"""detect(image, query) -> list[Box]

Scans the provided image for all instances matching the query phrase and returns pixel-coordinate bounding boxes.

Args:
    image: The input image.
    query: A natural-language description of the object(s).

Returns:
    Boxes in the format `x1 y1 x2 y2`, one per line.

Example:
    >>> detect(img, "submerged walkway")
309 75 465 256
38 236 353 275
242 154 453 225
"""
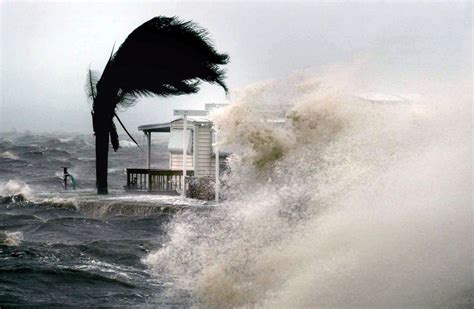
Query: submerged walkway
30 190 217 218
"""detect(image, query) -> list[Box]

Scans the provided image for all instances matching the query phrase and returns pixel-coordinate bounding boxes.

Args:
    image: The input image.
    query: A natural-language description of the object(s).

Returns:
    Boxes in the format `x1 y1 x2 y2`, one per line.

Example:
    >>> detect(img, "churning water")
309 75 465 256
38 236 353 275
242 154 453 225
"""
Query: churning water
0 132 185 306
1 63 472 307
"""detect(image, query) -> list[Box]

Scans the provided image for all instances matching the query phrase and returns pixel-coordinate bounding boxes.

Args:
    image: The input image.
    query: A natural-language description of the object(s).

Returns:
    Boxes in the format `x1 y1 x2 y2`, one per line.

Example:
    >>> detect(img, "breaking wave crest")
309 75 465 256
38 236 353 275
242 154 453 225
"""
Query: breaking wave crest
0 180 32 199
0 231 24 246
146 62 472 307
0 151 19 160
119 140 139 148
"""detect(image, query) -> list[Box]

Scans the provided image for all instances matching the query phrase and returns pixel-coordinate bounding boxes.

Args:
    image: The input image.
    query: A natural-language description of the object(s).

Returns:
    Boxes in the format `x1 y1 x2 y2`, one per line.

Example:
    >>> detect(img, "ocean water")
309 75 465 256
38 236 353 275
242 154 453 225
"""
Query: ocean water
0 133 198 306
1 64 472 307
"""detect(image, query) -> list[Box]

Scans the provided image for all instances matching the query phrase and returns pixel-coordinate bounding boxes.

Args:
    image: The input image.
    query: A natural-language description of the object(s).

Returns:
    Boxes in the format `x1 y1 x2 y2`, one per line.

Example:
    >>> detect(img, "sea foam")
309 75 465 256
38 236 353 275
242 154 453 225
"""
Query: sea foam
0 231 24 246
144 61 472 307
0 180 32 198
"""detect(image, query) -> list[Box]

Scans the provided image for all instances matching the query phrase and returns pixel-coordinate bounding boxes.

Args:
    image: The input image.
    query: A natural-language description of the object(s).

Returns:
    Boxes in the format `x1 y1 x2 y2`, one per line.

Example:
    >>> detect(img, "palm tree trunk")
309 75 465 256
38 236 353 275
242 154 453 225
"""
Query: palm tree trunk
92 107 111 195
95 129 109 194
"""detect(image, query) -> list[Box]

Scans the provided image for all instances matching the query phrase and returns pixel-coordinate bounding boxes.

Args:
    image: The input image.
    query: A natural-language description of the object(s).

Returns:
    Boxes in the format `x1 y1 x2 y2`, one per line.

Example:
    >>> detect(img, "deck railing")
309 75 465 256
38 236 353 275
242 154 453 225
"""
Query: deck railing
126 169 194 192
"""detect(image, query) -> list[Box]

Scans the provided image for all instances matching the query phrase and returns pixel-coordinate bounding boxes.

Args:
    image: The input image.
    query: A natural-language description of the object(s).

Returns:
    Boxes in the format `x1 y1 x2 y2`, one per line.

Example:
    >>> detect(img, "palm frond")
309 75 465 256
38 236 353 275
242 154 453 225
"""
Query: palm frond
106 16 229 108
110 119 119 151
114 112 143 151
115 89 138 109
85 69 99 101
91 15 229 111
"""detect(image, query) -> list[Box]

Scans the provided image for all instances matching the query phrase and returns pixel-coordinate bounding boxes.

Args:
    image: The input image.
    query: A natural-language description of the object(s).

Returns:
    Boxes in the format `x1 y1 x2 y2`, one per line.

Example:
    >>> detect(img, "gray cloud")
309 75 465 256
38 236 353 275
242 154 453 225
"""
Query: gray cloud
0 1 471 133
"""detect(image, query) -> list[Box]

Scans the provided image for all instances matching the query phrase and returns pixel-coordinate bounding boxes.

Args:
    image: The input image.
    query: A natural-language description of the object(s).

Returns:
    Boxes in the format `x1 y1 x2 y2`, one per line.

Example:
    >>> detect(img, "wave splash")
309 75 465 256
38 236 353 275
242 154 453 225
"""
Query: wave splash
0 151 20 160
144 63 472 307
0 180 32 199
0 231 24 246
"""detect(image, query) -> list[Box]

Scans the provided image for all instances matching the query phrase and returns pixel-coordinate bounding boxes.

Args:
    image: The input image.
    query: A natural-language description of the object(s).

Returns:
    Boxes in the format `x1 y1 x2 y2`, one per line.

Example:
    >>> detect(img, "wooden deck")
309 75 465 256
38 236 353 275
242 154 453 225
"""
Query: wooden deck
126 168 194 192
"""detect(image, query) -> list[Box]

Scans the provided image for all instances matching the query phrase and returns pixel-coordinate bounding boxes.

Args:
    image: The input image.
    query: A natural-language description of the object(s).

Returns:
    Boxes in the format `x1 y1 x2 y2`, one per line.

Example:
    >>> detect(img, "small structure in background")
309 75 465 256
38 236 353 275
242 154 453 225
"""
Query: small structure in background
62 167 76 190
126 104 228 201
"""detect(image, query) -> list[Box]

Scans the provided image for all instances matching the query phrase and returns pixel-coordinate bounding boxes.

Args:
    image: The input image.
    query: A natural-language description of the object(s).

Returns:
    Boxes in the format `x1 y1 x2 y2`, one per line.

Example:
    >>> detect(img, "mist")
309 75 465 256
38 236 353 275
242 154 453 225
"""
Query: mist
1 1 471 133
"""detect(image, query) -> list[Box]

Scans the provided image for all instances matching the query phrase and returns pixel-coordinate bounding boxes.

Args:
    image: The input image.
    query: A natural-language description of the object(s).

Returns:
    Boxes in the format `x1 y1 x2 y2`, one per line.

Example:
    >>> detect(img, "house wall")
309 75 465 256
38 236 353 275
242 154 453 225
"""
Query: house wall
168 119 226 177
169 120 194 171
195 125 228 177
194 125 213 177
170 153 194 170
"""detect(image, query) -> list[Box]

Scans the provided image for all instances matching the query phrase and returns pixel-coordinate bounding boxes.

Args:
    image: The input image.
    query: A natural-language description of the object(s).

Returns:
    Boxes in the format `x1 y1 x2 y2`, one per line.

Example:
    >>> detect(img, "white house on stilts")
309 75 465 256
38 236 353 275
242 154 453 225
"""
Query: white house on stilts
126 104 228 201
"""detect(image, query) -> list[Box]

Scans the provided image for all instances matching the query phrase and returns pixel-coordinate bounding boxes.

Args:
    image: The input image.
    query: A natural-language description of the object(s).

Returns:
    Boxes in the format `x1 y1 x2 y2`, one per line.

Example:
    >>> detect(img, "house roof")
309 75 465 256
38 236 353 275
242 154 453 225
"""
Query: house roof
138 116 213 133
171 116 212 124
138 122 171 132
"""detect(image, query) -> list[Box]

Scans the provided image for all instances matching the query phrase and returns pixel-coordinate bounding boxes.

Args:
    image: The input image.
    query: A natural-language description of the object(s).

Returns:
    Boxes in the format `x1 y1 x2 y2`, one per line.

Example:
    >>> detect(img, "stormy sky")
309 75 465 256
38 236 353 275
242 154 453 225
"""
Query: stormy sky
0 0 471 133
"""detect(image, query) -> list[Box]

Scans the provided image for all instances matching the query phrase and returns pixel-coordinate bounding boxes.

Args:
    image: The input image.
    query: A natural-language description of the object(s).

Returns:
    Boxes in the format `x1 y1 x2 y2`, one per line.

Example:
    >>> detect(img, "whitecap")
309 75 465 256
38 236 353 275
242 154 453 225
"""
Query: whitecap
0 151 19 160
119 140 138 148
0 180 32 198
59 137 74 143
0 231 24 246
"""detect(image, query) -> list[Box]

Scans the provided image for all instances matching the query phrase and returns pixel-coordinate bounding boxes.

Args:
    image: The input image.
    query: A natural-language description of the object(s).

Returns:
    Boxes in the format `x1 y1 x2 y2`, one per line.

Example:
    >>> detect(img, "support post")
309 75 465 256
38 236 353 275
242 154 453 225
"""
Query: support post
146 131 151 170
182 112 187 198
214 127 220 203
146 131 151 191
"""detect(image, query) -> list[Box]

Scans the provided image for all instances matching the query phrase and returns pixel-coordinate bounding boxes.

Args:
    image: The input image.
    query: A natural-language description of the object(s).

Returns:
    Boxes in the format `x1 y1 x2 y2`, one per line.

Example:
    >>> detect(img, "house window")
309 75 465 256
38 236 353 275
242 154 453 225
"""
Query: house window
168 129 193 155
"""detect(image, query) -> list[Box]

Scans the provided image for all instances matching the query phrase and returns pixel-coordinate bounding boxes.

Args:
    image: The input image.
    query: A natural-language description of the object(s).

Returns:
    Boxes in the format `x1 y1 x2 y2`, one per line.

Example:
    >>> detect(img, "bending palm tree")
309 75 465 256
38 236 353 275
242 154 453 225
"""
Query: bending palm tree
86 16 229 194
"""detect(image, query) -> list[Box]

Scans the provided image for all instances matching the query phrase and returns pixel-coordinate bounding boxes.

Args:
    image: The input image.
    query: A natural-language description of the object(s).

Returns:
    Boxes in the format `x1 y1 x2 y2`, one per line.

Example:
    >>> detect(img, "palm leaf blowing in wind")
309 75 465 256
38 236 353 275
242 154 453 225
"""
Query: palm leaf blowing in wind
86 16 229 194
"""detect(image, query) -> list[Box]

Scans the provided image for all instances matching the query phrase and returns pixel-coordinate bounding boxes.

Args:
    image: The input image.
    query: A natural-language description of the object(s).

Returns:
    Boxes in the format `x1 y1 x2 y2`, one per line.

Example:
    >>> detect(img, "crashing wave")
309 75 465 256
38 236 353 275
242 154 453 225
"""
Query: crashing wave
144 62 472 307
119 140 138 148
39 197 79 210
0 231 24 246
0 180 32 199
0 151 19 160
